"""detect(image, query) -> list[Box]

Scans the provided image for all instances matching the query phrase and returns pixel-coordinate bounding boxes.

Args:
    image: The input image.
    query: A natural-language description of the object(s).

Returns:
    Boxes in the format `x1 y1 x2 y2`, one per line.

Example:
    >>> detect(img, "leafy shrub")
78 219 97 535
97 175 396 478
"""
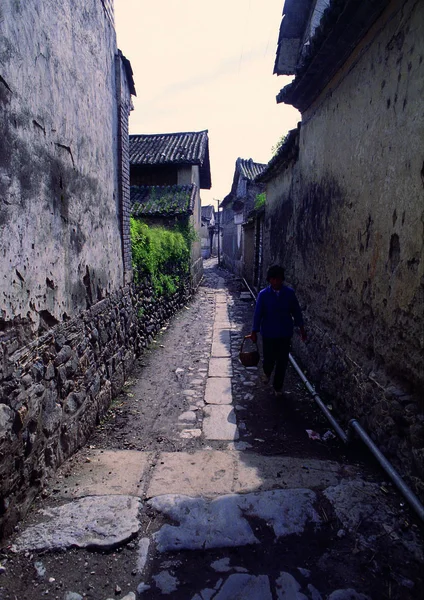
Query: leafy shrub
130 218 193 297
254 192 266 210
271 133 288 156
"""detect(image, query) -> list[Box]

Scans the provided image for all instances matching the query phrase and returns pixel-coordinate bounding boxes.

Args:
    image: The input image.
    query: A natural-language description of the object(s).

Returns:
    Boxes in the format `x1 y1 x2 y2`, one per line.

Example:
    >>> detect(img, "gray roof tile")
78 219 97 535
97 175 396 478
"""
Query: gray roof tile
129 130 207 165
129 130 211 189
236 158 267 181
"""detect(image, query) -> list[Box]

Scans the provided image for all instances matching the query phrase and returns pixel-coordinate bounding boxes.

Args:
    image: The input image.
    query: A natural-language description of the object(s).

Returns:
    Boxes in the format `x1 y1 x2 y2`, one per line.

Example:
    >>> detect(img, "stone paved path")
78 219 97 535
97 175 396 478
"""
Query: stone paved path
1 260 423 600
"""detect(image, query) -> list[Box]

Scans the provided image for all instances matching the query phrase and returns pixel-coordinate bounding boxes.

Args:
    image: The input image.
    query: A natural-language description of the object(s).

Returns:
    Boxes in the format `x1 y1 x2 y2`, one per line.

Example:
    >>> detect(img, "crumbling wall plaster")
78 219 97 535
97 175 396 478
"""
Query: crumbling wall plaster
264 0 423 492
0 0 123 332
293 0 424 391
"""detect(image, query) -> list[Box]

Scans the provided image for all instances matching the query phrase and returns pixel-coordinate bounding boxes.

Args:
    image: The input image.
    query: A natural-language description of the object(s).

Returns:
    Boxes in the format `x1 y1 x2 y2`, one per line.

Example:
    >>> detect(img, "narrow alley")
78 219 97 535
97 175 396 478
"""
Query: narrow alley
1 261 423 600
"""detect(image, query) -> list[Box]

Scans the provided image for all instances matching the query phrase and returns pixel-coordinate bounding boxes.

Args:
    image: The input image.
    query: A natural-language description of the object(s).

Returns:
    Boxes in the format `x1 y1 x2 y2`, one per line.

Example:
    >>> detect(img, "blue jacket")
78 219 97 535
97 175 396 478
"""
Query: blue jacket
253 285 304 338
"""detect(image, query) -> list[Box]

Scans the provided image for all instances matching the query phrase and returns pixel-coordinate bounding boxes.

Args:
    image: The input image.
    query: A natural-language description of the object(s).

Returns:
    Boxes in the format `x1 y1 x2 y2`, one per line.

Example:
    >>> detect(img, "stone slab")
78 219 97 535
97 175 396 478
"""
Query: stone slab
149 494 258 551
205 377 232 405
148 489 319 552
56 450 152 498
203 405 239 440
214 574 272 600
211 338 231 357
214 319 231 329
209 357 233 378
215 293 227 303
14 495 141 552
213 330 231 344
231 453 342 493
147 451 235 497
147 451 344 497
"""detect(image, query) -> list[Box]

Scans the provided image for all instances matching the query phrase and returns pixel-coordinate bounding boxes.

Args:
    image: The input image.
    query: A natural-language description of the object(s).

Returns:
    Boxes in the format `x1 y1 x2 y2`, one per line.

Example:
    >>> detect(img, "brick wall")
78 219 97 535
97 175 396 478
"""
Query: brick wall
116 52 133 282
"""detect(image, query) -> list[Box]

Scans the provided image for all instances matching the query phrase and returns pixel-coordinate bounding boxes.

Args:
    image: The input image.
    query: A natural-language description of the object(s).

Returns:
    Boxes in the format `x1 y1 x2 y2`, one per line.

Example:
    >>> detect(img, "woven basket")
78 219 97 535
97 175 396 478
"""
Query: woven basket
239 335 260 367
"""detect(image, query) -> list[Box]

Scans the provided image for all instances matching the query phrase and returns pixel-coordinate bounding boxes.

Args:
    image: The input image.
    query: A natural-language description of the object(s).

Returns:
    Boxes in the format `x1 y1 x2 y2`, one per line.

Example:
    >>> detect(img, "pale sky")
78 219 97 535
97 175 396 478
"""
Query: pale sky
114 0 299 206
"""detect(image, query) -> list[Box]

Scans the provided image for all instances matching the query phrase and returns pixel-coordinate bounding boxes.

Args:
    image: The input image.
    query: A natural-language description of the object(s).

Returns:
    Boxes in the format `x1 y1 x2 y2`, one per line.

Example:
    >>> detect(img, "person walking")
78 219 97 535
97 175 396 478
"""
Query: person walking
250 265 306 397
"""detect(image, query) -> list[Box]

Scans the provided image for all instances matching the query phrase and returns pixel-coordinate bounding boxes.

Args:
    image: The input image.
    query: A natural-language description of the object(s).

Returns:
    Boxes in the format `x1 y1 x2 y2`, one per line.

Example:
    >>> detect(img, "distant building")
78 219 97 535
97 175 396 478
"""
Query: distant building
200 205 217 259
221 158 266 283
129 130 212 288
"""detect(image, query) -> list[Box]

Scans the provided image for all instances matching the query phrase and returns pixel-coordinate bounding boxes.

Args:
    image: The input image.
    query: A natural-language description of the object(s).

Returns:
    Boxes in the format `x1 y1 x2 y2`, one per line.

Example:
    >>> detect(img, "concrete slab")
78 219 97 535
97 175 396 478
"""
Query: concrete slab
209 357 233 378
56 450 153 498
147 451 235 497
205 377 232 405
203 406 239 440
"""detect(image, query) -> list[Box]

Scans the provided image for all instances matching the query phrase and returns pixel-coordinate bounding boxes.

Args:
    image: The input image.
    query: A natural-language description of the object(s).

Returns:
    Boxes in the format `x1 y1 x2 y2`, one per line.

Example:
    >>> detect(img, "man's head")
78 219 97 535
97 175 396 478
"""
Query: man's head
266 265 285 290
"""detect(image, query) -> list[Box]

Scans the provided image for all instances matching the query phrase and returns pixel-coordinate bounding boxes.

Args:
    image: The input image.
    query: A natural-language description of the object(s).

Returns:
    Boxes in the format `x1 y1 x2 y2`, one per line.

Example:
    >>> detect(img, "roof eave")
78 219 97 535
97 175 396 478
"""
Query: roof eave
276 0 389 112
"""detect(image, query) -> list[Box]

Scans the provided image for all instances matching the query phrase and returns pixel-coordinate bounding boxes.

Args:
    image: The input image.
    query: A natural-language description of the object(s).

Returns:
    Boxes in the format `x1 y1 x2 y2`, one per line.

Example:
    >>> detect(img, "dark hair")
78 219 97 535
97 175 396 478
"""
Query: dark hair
266 265 285 281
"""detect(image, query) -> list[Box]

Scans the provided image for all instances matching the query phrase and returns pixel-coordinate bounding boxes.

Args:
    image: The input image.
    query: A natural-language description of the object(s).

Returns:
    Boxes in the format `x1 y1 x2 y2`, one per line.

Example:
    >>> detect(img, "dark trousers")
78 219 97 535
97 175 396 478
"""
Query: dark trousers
262 337 291 392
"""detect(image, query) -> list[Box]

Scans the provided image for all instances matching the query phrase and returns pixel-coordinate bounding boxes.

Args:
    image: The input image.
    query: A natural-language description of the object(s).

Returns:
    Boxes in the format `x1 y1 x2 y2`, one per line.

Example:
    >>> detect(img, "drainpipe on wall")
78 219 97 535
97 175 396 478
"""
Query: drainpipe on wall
242 277 424 523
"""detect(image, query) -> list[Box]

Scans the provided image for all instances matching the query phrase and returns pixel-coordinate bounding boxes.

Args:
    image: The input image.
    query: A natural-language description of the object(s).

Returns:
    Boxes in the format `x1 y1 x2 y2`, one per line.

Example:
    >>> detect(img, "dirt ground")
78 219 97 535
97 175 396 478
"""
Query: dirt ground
0 261 423 600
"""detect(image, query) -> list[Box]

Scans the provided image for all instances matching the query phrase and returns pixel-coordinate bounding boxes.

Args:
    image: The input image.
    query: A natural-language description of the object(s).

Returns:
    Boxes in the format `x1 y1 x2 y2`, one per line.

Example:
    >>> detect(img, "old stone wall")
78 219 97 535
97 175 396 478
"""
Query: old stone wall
0 278 192 538
0 0 124 333
264 0 424 495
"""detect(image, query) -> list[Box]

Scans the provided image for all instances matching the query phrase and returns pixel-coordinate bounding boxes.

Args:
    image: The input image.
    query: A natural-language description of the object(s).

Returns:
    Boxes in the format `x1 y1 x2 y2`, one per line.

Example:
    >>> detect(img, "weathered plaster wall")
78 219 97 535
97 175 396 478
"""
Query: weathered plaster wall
221 206 242 276
188 166 203 287
242 223 255 285
221 179 265 277
265 0 424 493
0 0 124 332
295 0 423 393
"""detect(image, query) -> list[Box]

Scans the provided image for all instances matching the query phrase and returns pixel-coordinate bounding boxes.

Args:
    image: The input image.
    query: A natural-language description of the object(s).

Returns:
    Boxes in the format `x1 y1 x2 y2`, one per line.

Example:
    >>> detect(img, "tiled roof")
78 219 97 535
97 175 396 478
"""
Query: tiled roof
275 0 388 111
201 205 214 221
221 157 266 207
237 158 267 181
119 51 136 96
130 184 197 217
129 130 211 189
129 131 207 164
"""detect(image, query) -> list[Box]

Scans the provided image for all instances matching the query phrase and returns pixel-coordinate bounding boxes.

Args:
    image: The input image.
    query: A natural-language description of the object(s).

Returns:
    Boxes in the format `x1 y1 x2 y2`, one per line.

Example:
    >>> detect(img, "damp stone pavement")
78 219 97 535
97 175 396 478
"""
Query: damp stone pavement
1 259 423 600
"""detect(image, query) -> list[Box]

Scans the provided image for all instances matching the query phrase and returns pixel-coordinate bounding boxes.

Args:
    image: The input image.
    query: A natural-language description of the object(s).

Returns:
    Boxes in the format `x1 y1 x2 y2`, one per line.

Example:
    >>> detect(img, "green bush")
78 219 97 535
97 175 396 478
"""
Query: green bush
271 133 288 156
254 192 266 210
130 218 193 297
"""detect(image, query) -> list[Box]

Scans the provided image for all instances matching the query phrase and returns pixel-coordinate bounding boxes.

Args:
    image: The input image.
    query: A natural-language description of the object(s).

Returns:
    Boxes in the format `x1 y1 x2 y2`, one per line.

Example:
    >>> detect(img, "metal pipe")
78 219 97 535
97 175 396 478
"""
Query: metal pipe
242 277 424 522
242 277 256 300
349 419 424 522
289 353 348 444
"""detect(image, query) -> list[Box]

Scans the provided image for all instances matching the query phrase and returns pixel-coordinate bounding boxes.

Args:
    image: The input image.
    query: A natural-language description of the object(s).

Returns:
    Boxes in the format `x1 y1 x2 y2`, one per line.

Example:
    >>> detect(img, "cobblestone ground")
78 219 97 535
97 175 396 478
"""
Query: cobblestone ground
1 259 423 600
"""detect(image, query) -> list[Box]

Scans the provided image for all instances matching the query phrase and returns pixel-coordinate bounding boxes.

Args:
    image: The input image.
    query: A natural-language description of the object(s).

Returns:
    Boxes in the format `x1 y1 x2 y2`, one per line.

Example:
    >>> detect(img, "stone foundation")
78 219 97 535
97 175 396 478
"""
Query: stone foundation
292 323 424 502
0 277 192 538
